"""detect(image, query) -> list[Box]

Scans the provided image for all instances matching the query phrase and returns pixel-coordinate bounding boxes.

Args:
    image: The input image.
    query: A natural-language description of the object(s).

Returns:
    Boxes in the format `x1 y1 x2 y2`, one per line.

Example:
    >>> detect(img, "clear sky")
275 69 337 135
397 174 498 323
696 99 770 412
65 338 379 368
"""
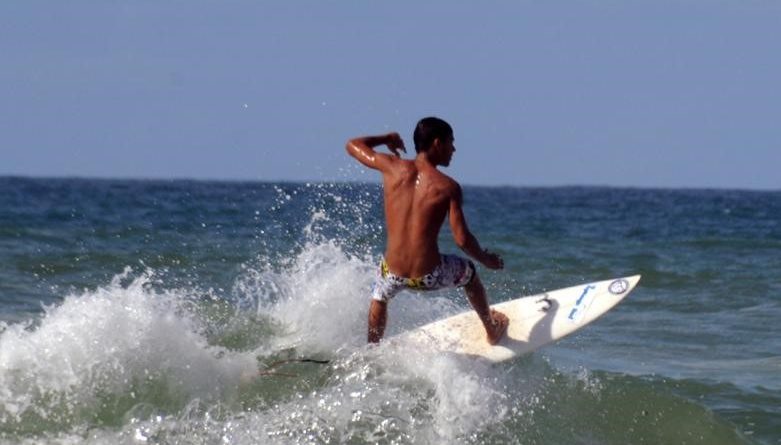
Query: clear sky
1 1 779 189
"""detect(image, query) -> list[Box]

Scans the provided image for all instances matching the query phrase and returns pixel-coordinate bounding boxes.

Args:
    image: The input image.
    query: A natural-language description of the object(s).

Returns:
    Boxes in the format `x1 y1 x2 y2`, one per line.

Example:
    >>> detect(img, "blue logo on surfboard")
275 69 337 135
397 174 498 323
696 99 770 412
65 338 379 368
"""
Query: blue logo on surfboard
568 285 596 323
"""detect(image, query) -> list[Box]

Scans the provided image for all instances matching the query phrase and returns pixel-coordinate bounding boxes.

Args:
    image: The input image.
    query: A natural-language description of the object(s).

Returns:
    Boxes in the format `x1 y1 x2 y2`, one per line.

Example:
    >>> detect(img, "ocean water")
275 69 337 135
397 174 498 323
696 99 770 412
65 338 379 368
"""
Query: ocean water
0 176 779 444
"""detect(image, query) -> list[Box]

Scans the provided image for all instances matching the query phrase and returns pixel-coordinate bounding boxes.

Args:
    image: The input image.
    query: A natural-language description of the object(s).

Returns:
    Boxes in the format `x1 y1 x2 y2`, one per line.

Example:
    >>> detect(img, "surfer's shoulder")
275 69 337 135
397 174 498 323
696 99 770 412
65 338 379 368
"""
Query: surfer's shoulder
442 175 462 199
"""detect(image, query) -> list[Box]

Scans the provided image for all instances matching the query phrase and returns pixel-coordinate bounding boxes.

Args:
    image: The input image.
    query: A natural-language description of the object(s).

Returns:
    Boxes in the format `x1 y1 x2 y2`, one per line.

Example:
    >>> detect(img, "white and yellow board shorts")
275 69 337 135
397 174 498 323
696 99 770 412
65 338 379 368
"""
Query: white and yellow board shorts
371 254 476 302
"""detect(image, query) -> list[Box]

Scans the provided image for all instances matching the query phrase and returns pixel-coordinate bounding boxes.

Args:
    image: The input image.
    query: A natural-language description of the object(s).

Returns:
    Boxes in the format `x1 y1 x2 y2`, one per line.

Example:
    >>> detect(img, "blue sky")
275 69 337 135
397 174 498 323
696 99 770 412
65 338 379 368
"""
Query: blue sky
1 1 779 189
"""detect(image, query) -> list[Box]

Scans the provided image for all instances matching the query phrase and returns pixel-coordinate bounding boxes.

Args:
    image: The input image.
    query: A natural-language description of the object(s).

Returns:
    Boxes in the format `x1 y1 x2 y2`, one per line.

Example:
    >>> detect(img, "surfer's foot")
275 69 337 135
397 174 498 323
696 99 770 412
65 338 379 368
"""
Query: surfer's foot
486 309 509 345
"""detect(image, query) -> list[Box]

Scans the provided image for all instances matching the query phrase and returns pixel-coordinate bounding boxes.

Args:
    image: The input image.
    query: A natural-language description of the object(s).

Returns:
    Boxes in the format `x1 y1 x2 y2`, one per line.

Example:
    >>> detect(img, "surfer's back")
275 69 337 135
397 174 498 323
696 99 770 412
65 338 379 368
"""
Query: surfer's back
381 158 455 278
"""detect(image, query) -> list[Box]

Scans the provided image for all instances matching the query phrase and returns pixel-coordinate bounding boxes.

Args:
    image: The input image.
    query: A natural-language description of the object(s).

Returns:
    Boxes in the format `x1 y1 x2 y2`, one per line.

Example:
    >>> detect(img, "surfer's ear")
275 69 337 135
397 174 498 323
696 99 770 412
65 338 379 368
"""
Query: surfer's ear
431 137 443 152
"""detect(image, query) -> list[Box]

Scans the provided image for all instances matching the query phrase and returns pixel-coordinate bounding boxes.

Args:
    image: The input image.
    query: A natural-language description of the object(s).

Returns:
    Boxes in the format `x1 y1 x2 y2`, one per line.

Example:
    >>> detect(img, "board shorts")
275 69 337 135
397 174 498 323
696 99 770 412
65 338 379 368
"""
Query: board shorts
371 254 476 302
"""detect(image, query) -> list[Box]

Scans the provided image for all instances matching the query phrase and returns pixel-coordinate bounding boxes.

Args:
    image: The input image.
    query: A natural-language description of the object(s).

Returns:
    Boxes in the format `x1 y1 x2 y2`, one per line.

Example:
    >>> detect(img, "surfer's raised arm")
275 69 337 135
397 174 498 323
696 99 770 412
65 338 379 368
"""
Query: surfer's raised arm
345 133 406 171
448 184 504 270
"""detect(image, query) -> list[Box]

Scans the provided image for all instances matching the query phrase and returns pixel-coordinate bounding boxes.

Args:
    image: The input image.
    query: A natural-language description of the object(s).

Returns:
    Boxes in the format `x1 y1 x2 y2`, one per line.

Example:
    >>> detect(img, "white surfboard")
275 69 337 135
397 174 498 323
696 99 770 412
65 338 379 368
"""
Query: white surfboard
402 275 641 362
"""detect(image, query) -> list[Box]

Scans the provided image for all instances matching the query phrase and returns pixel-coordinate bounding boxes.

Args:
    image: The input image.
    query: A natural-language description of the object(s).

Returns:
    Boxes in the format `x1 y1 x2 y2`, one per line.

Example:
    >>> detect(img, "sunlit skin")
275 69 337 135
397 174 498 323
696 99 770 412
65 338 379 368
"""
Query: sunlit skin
346 130 509 345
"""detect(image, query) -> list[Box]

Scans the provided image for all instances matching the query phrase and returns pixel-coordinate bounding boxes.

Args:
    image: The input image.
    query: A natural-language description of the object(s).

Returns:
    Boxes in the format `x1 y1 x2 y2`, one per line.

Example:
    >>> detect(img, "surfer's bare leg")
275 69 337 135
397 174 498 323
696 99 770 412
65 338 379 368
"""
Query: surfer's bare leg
464 274 508 345
368 299 387 343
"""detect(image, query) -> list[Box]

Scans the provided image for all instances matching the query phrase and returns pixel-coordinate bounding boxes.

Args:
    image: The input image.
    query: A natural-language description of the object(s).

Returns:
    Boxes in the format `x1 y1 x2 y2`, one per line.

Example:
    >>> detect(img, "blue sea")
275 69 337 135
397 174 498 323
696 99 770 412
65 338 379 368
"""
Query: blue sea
0 177 779 444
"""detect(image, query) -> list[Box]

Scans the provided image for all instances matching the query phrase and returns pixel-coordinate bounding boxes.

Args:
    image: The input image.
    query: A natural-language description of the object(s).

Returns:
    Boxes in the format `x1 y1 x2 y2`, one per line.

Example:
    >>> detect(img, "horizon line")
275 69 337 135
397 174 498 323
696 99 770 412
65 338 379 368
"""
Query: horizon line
1 173 778 193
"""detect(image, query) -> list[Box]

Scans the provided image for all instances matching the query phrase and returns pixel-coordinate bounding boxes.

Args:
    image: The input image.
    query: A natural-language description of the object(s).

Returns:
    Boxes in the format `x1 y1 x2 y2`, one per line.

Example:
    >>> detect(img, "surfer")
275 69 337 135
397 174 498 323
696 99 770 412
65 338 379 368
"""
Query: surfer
347 117 509 345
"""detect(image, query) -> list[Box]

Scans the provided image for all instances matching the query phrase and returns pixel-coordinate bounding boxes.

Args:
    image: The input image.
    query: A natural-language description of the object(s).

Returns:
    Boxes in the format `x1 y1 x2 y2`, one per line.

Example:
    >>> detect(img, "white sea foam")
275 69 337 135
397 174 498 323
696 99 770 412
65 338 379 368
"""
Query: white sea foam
261 239 375 352
0 268 255 427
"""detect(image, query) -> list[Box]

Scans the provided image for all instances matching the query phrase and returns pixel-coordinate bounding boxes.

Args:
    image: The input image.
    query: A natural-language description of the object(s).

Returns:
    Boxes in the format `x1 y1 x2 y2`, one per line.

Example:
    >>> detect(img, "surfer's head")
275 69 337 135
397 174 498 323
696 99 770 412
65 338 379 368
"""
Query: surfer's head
413 117 453 154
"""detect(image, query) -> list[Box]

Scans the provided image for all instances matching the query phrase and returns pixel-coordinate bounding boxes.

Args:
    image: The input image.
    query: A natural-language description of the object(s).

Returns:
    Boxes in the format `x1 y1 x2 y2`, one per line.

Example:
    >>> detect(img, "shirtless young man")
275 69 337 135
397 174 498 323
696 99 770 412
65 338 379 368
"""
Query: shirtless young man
346 116 509 345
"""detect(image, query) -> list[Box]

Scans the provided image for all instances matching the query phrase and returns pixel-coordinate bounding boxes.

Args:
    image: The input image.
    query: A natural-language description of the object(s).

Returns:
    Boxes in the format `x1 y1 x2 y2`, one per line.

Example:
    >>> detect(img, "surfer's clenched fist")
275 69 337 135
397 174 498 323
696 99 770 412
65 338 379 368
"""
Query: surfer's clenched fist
384 132 406 157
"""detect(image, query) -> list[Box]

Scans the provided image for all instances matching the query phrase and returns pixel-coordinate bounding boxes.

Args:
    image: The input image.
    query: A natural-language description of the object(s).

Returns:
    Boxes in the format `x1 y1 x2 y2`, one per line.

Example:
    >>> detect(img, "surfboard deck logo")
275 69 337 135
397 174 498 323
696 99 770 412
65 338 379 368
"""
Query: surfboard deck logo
567 284 596 323
609 279 630 295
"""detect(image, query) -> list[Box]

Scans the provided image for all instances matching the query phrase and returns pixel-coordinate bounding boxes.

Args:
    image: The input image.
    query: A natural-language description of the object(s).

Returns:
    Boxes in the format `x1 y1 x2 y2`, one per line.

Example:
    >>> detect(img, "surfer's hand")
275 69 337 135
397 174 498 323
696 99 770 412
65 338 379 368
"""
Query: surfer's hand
385 132 406 157
481 250 504 270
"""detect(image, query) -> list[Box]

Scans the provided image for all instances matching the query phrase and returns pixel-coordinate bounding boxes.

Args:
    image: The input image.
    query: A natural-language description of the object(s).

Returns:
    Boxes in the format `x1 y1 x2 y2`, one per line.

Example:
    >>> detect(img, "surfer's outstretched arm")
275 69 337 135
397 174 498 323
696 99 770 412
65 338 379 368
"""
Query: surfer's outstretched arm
448 184 504 270
346 133 406 171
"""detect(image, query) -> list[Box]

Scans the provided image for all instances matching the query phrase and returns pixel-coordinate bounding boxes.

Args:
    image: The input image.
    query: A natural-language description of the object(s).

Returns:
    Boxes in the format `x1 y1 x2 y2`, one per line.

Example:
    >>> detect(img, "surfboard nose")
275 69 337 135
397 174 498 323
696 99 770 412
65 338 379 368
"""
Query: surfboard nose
621 275 642 293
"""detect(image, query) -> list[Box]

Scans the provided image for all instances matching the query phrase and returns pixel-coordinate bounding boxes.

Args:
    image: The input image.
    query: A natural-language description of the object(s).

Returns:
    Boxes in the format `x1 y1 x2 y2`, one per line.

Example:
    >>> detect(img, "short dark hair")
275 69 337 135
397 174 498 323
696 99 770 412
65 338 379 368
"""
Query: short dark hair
413 117 453 153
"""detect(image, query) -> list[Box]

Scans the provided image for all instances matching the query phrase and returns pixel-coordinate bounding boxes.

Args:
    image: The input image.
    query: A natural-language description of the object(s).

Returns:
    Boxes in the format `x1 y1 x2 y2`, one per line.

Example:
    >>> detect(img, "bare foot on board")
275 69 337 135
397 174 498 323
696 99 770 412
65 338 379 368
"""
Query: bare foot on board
486 309 509 345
